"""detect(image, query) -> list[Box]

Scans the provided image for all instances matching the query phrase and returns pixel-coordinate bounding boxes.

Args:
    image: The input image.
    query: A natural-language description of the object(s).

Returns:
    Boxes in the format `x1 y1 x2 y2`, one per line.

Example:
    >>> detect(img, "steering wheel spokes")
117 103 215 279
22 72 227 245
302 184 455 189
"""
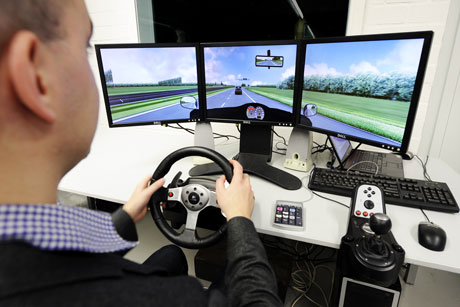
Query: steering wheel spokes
167 183 217 232
149 146 232 249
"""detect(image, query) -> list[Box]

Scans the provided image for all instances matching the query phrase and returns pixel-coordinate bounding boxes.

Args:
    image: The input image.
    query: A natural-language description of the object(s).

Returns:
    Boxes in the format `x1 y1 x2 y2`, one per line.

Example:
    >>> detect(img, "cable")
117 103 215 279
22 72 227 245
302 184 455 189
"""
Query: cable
307 165 350 209
271 128 288 156
167 123 239 141
299 176 314 203
289 246 335 307
411 155 435 225
167 123 195 135
310 191 350 209
311 139 336 168
420 208 432 223
346 160 379 176
272 128 288 147
414 154 432 181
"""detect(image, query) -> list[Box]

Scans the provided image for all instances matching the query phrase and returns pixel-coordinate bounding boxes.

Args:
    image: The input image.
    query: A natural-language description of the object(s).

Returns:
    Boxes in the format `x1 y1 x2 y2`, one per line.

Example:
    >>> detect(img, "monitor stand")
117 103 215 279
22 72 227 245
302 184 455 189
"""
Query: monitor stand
189 124 302 190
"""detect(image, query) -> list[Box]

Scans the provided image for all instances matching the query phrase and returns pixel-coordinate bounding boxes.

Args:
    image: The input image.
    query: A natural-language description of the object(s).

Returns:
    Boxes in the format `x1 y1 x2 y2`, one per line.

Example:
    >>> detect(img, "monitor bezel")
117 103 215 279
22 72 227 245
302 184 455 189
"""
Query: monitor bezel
95 42 204 128
200 40 303 127
297 31 433 154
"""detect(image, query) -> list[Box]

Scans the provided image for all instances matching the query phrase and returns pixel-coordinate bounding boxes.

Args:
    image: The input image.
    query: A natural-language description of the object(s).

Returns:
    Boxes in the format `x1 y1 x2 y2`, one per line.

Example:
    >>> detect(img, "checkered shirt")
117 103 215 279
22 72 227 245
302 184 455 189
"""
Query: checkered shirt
0 204 138 253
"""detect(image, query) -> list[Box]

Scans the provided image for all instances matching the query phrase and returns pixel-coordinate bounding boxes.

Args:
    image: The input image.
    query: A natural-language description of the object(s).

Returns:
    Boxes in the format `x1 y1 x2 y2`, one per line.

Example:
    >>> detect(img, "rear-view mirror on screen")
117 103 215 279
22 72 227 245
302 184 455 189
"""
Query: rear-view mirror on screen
255 55 284 68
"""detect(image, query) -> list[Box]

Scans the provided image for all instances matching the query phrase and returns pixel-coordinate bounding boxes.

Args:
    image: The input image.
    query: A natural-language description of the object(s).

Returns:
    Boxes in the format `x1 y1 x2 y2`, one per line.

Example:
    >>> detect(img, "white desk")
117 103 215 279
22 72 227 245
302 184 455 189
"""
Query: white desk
59 124 460 276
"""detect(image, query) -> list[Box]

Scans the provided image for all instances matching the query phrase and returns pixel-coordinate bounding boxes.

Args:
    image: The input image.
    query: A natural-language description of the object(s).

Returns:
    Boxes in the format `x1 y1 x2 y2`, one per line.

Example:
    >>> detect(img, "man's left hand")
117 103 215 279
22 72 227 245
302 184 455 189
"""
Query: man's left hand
123 175 165 223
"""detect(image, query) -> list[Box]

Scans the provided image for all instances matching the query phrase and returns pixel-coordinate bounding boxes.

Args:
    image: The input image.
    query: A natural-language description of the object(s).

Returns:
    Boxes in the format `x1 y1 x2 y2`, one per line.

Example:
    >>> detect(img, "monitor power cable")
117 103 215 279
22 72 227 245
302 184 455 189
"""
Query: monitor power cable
272 128 288 155
166 123 239 141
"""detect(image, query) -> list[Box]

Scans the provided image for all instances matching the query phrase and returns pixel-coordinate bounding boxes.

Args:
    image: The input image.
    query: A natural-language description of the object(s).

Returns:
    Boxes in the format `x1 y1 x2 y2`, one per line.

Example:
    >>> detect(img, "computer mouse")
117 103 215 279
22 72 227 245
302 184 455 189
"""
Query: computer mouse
418 222 447 252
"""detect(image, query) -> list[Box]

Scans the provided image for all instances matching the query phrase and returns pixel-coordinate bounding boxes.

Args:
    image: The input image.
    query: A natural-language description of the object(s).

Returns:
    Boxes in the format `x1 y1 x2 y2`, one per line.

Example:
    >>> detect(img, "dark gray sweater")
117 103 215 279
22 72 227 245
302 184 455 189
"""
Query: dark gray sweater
0 213 282 306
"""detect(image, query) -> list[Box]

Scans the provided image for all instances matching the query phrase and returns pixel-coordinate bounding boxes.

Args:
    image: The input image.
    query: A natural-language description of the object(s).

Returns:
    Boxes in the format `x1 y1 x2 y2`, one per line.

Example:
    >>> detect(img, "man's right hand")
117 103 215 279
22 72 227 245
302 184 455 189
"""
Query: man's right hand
216 160 254 221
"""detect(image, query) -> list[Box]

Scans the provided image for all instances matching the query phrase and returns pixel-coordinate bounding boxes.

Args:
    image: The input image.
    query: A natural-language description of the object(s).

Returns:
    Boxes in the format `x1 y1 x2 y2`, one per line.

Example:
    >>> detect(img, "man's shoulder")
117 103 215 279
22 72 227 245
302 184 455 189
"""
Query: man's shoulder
0 241 208 306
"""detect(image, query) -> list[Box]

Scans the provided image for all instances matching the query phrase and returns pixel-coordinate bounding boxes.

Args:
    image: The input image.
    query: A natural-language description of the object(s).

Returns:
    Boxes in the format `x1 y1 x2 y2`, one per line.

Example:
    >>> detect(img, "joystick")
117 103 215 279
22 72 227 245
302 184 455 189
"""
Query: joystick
337 184 405 288
362 213 392 258
369 213 392 236
333 186 405 307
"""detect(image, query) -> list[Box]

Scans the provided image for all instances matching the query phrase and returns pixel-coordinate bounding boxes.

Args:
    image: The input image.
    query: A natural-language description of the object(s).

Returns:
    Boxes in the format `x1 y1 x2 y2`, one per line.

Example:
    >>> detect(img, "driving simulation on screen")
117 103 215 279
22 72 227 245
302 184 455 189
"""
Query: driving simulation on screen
99 47 199 125
203 44 297 124
299 38 425 149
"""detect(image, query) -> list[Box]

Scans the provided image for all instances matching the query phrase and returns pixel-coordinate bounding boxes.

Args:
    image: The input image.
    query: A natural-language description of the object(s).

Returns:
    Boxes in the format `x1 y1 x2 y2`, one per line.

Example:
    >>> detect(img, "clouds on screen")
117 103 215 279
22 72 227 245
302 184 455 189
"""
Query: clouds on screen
281 66 296 80
305 63 342 77
349 61 380 74
101 48 198 84
251 80 266 86
204 48 245 85
204 48 225 84
377 39 424 74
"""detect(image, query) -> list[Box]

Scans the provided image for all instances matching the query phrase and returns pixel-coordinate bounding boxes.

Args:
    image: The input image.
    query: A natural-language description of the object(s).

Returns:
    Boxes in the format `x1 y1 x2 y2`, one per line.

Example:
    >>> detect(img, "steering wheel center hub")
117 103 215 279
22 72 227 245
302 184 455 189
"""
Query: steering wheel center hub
182 184 209 211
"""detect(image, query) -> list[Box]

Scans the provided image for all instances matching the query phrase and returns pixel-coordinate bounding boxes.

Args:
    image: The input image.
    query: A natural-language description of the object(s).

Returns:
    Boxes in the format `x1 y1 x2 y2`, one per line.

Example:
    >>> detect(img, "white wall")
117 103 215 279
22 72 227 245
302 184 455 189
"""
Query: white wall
84 0 140 128
422 0 460 174
347 0 451 154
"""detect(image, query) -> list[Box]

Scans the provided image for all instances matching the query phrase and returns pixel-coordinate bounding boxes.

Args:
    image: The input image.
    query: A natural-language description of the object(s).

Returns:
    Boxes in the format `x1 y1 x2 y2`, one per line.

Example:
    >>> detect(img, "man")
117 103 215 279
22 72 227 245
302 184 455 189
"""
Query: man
0 1 282 306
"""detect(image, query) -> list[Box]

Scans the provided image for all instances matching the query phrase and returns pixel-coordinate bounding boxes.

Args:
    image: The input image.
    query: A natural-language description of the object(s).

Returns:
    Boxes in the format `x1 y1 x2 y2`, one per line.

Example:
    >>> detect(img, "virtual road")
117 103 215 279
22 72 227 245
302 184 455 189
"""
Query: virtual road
206 87 291 112
256 60 282 67
112 87 226 125
308 114 401 147
113 86 400 147
109 88 199 106
115 87 291 125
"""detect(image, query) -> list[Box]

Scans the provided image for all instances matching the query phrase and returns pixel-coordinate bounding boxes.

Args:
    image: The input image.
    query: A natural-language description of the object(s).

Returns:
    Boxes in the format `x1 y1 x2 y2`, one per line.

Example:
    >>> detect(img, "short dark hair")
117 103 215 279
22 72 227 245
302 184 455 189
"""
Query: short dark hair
0 0 64 52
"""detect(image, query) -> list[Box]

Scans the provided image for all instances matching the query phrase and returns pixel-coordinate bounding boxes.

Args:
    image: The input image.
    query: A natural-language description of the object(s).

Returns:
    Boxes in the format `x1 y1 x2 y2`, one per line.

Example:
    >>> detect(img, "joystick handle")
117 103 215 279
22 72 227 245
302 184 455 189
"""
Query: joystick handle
369 213 392 236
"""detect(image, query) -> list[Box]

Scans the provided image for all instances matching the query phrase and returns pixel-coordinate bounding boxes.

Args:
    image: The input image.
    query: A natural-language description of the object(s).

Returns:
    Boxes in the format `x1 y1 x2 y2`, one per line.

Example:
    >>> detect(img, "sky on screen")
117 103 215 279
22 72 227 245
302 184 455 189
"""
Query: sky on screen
204 44 297 86
304 38 424 77
101 47 198 84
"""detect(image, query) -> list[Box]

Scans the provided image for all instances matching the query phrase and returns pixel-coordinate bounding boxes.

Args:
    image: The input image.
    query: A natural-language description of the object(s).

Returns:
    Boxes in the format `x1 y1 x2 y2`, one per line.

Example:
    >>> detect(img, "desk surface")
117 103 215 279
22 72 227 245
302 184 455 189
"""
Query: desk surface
59 125 460 274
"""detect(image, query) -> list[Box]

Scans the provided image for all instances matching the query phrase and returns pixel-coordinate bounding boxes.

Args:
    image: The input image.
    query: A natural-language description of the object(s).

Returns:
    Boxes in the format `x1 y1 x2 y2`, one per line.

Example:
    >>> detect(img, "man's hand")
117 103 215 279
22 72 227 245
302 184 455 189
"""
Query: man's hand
216 160 254 221
123 175 165 223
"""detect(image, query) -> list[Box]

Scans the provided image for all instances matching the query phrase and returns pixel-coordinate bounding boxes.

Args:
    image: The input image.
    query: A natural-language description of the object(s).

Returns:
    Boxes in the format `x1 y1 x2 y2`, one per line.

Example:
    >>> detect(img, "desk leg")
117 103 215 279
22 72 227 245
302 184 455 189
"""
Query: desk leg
403 264 419 285
87 197 96 210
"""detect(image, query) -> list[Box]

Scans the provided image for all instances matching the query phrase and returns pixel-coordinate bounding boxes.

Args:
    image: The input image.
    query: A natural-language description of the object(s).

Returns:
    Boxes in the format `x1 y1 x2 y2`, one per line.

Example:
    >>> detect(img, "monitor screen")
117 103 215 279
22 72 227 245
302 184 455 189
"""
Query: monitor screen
95 44 201 127
299 32 432 154
203 42 299 125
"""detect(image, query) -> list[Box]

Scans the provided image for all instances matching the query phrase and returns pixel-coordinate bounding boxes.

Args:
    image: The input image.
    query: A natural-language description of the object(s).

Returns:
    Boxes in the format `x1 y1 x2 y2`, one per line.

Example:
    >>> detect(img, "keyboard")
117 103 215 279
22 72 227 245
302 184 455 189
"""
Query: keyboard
308 167 459 213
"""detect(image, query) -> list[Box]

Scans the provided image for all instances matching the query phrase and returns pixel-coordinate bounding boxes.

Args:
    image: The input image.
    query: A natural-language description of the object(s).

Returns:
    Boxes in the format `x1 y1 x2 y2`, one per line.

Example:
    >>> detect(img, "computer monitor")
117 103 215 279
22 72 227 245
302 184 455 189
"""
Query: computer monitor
95 43 202 127
202 41 300 126
189 41 303 190
298 31 433 156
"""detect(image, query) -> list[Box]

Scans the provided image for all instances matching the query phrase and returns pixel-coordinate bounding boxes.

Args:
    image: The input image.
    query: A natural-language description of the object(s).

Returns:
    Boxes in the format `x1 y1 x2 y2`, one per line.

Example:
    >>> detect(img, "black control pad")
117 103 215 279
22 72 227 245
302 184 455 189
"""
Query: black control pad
273 200 304 231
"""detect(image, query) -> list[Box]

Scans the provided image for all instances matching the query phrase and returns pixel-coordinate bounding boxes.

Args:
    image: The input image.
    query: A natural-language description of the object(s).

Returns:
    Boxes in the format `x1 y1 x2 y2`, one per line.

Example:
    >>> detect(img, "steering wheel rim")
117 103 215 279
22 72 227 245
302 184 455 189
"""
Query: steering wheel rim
149 146 233 249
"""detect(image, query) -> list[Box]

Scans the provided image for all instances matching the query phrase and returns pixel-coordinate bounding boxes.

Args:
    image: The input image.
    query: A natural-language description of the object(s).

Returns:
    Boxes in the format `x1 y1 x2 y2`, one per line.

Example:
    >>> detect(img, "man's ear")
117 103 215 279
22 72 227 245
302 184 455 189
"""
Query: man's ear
6 30 56 123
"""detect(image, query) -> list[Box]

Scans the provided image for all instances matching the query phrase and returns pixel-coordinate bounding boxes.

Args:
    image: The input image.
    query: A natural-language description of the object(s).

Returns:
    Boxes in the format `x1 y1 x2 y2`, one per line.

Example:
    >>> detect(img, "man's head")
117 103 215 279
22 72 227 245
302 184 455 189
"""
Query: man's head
0 0 99 202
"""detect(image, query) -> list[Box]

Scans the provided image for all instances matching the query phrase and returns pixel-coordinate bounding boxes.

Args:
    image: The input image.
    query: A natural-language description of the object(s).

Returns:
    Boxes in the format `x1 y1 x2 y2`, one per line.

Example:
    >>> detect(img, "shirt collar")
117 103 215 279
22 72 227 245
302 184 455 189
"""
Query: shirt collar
0 204 138 253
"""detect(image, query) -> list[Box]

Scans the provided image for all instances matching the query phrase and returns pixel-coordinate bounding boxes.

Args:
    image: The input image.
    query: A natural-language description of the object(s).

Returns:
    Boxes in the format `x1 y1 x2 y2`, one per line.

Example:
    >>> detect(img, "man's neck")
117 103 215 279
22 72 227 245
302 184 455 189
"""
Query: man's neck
0 156 61 204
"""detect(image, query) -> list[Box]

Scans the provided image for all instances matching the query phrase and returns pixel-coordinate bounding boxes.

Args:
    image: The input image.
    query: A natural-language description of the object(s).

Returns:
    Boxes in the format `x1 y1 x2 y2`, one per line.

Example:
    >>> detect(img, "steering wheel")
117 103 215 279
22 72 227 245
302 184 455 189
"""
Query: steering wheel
149 146 233 249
